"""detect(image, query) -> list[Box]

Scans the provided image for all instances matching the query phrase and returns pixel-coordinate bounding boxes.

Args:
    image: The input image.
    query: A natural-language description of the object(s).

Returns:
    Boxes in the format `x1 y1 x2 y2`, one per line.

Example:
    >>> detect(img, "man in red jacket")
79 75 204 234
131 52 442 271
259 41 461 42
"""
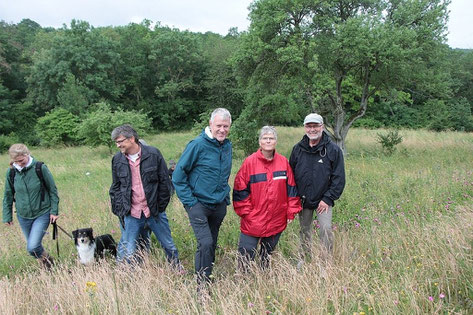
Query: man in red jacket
233 126 301 270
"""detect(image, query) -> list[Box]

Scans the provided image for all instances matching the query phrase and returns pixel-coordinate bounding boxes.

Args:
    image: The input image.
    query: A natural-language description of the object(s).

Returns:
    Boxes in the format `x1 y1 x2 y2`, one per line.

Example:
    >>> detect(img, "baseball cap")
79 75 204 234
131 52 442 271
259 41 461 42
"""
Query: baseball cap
303 113 324 125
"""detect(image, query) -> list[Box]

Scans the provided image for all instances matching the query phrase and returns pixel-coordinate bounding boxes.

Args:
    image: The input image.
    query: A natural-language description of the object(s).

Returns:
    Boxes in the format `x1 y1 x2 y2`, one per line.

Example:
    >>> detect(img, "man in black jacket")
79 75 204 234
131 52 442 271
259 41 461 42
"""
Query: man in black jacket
289 114 346 263
109 124 179 265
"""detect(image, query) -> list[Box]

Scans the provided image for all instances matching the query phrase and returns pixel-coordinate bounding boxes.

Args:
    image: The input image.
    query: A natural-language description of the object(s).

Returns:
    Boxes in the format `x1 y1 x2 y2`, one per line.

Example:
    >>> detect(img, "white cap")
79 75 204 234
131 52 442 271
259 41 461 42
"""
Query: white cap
303 113 323 125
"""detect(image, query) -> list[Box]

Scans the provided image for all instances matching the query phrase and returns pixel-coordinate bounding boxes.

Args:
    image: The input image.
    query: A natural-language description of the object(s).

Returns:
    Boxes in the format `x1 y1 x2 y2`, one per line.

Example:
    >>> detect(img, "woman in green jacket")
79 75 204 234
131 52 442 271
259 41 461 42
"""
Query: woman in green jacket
2 144 59 269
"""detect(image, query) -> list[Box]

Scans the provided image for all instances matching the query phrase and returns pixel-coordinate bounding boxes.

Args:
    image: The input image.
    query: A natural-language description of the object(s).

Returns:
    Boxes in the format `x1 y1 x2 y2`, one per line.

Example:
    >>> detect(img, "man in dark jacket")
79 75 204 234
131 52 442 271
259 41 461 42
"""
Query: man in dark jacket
109 124 179 264
173 108 232 286
289 113 345 262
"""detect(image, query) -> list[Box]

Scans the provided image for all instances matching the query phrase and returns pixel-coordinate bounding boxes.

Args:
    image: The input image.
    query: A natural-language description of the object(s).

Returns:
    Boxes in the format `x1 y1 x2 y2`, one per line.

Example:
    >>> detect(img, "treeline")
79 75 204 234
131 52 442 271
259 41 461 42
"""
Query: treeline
1 0 472 153
0 19 244 150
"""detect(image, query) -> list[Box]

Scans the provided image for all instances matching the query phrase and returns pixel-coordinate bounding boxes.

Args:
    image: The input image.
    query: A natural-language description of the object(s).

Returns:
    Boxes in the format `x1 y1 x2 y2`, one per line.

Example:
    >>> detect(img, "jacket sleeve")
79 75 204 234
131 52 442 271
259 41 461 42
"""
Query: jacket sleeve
288 146 299 196
109 155 122 217
172 141 199 208
322 147 346 206
232 159 253 217
156 151 171 212
41 164 60 215
2 169 14 223
286 160 301 220
289 146 298 171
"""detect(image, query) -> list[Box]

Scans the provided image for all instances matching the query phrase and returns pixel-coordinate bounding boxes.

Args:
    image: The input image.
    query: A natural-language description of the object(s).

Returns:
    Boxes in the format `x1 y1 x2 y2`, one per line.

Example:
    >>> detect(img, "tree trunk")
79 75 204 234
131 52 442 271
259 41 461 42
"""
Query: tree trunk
332 110 347 154
331 74 347 154
329 65 374 155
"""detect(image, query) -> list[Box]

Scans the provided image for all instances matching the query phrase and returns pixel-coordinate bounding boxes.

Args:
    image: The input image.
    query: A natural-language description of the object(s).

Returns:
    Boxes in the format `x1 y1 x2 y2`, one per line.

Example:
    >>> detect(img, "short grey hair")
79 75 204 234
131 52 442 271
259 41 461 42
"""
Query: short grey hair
111 124 140 144
210 108 232 124
259 126 277 141
8 143 30 159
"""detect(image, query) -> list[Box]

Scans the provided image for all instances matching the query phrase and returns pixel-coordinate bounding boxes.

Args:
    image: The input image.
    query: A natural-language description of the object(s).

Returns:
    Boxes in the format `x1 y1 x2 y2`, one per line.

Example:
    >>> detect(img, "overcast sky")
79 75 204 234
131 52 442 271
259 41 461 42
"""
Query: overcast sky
1 0 472 49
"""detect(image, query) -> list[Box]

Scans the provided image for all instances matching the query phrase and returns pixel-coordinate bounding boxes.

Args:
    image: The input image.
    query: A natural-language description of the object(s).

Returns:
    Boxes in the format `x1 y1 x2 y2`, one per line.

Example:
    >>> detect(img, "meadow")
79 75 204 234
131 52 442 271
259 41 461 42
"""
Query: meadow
0 127 472 314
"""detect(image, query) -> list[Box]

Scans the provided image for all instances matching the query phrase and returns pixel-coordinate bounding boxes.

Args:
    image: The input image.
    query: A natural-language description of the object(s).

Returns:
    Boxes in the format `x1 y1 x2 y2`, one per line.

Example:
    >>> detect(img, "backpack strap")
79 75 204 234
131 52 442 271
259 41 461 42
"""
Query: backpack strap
35 161 49 202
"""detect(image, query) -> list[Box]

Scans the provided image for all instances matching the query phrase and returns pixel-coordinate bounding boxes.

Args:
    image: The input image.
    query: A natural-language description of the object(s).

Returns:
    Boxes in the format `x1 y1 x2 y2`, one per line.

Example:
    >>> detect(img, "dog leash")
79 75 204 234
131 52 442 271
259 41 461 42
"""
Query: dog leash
52 222 73 239
52 222 73 258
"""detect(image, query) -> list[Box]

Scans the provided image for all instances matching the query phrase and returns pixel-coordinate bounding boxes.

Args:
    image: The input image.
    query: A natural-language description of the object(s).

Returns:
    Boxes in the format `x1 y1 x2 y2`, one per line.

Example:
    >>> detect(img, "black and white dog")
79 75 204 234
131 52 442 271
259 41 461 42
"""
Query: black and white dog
72 228 117 265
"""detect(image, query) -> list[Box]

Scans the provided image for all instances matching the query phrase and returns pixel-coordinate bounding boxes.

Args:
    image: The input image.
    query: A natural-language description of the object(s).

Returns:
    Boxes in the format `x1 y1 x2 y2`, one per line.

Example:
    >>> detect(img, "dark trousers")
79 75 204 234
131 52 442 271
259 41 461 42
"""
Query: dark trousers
186 201 227 283
238 232 282 271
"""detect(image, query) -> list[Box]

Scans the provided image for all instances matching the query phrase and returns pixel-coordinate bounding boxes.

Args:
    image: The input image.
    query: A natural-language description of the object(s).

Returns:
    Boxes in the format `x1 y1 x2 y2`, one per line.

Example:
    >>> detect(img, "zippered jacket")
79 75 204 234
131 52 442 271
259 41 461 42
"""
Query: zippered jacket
233 149 301 237
172 128 232 208
3 158 59 223
289 132 345 209
109 144 171 218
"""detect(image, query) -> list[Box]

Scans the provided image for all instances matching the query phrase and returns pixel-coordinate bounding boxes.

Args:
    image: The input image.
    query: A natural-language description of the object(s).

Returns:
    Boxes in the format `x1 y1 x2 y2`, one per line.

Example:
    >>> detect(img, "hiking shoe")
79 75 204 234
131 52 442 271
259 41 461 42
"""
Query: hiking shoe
40 256 54 271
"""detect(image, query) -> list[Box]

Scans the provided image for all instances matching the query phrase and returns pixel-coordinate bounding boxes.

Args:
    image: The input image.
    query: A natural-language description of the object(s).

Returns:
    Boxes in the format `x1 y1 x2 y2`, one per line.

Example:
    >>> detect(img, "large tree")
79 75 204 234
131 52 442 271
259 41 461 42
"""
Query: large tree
200 30 245 118
235 0 450 152
26 20 124 115
113 21 155 110
0 19 42 141
146 27 207 129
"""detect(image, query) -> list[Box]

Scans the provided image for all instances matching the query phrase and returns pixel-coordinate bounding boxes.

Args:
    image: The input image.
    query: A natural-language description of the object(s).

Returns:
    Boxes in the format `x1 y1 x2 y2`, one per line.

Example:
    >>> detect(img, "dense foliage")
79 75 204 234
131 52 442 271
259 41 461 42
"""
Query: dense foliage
77 102 152 152
234 0 468 152
35 108 81 146
0 0 472 152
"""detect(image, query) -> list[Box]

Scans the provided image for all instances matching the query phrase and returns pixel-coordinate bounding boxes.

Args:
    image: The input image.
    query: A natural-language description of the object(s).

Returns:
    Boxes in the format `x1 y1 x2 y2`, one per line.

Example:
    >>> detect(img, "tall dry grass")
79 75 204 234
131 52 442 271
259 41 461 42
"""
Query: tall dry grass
0 206 471 314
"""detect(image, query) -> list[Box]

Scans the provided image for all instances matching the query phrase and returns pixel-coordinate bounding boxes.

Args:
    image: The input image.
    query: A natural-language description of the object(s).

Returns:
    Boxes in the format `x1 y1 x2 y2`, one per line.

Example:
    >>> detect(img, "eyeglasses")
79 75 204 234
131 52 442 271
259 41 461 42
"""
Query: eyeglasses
305 124 323 129
261 137 276 142
115 138 128 145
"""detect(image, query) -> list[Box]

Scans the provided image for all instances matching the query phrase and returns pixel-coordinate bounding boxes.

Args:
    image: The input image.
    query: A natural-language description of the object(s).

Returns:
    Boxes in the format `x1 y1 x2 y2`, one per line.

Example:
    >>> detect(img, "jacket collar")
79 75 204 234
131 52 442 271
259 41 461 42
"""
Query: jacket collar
256 148 276 163
118 144 151 163
13 156 34 172
299 132 329 153
201 128 229 147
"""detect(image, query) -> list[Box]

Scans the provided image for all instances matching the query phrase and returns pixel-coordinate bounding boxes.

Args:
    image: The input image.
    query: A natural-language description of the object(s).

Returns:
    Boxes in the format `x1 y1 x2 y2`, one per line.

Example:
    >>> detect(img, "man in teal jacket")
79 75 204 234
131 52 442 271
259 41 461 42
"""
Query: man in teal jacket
173 108 232 286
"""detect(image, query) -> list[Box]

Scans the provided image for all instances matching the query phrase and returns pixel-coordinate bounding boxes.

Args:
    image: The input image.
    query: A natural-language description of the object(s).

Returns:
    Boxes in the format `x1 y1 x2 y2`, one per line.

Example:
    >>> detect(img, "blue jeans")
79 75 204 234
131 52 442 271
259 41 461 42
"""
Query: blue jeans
186 201 227 283
117 221 150 260
17 212 50 258
118 212 179 264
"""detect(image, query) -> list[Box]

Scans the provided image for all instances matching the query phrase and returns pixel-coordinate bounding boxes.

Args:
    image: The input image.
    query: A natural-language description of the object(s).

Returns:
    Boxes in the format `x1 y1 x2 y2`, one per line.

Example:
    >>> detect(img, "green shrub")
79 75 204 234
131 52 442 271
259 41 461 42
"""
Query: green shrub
77 102 152 152
353 117 383 129
230 108 259 156
376 129 403 155
191 108 213 135
447 97 473 132
424 98 473 132
0 134 20 154
35 108 81 146
7 101 41 146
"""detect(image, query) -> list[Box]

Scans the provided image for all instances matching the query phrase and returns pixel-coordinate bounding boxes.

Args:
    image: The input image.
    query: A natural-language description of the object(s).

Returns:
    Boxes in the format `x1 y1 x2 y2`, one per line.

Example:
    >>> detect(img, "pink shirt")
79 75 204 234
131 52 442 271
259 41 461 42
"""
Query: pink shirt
127 151 151 219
